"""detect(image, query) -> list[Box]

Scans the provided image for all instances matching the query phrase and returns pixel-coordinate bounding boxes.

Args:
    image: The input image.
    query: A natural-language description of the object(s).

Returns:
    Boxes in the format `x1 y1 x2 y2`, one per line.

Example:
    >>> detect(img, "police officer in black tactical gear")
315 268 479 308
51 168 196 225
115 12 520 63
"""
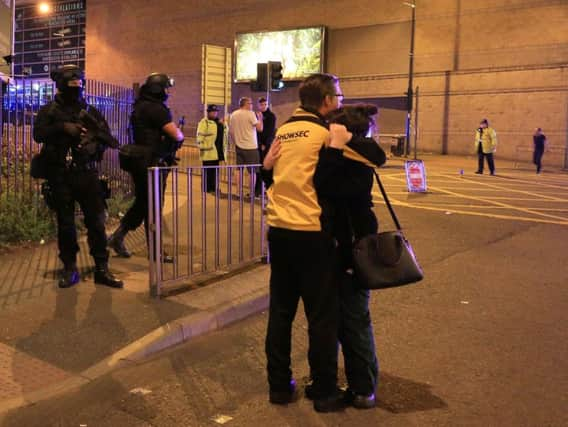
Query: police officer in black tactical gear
108 73 184 259
33 65 124 289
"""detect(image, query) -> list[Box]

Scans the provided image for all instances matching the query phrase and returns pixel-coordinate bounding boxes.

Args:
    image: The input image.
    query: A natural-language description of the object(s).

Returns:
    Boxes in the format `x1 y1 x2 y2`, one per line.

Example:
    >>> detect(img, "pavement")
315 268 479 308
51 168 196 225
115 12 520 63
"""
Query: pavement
0 153 567 425
0 178 270 416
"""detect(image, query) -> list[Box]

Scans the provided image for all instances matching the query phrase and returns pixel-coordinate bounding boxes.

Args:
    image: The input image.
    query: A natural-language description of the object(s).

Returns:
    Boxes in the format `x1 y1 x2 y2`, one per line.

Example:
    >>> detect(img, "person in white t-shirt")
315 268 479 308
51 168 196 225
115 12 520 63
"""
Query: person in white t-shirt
229 97 264 196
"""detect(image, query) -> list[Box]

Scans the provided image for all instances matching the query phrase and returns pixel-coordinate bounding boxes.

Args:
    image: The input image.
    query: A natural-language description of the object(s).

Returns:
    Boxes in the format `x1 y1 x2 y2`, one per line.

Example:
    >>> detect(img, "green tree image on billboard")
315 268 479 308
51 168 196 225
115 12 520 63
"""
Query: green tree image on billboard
235 27 324 81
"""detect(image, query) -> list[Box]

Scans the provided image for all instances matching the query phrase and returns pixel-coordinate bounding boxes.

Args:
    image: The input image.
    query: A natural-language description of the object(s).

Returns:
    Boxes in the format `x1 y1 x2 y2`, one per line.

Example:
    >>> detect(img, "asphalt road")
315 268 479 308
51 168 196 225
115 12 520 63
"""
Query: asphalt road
2 161 568 427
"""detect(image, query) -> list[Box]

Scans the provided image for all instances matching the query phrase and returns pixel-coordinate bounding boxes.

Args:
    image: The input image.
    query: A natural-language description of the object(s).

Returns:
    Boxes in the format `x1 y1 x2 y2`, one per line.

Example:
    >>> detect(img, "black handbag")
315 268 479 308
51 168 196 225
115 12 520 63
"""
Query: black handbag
352 171 423 289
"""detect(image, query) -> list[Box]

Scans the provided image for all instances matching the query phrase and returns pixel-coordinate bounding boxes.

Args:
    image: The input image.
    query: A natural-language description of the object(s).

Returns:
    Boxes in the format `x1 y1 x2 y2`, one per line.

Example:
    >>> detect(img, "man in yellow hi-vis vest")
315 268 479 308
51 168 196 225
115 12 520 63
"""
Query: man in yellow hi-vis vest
474 118 498 175
197 104 228 193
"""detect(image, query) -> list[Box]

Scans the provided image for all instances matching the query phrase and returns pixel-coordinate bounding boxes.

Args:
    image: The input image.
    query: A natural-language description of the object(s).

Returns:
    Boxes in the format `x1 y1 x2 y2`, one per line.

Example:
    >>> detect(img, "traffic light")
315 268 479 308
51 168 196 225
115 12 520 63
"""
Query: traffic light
251 63 268 92
269 61 284 91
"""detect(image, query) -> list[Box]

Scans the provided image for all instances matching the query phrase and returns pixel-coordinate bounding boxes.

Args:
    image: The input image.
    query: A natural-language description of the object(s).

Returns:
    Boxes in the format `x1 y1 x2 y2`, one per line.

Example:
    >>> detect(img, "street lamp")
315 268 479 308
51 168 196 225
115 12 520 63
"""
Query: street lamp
38 3 51 15
403 0 416 157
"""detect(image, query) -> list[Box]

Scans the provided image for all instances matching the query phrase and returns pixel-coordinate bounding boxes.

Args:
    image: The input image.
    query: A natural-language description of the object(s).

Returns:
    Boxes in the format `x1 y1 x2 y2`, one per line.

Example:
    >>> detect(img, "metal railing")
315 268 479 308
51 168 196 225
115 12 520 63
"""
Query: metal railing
148 164 267 297
0 78 133 198
177 142 238 175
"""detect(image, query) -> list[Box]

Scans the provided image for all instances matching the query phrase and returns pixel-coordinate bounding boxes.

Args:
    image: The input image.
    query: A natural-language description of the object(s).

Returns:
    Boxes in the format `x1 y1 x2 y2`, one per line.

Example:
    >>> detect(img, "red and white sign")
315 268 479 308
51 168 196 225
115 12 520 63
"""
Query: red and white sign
405 160 427 192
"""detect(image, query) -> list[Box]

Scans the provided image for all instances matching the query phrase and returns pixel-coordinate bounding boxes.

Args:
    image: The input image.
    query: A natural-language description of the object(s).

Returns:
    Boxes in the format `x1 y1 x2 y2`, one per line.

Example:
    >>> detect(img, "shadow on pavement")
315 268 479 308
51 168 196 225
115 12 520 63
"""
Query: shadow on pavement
0 282 196 373
376 372 447 413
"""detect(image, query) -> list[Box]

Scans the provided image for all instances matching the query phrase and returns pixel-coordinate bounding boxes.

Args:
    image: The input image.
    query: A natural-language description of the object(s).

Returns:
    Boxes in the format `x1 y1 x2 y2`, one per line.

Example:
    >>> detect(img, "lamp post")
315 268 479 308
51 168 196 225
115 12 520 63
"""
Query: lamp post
38 3 52 15
403 0 416 157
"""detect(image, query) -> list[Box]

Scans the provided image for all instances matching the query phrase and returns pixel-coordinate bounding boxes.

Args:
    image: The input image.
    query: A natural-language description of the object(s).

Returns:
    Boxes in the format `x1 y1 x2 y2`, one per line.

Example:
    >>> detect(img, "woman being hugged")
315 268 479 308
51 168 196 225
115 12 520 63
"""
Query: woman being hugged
314 104 386 409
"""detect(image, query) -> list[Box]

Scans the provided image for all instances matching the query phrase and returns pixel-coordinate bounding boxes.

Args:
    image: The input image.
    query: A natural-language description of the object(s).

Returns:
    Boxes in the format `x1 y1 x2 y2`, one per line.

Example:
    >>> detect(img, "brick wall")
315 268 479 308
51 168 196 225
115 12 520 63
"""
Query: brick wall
86 0 568 166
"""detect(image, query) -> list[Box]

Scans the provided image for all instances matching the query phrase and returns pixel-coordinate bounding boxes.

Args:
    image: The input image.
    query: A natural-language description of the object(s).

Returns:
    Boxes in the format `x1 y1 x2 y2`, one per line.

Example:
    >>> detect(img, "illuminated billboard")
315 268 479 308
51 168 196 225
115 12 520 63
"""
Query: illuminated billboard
235 26 325 82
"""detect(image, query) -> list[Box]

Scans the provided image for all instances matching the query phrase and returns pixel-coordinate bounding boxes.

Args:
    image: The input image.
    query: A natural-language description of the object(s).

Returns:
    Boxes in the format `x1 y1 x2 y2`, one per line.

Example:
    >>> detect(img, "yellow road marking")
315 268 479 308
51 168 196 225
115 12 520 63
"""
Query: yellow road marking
478 197 568 202
386 175 568 222
373 198 568 226
438 173 568 202
419 204 521 209
418 202 568 210
381 193 568 202
417 204 568 214
378 168 568 224
428 188 554 192
487 176 568 190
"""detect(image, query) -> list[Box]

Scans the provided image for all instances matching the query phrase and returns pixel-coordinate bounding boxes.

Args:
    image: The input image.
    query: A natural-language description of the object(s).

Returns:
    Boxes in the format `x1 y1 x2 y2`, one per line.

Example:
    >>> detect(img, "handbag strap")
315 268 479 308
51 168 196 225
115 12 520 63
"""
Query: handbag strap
373 170 402 231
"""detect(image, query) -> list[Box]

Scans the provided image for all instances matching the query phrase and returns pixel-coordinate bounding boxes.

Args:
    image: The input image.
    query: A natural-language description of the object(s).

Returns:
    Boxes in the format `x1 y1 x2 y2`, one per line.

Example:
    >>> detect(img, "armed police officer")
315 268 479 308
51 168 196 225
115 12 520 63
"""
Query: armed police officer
33 65 123 289
108 73 184 259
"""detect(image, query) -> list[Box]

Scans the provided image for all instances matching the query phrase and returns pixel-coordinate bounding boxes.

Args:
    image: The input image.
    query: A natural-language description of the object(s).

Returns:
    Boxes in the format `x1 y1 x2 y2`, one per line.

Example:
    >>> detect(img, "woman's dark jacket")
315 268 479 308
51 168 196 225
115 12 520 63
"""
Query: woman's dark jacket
314 136 386 270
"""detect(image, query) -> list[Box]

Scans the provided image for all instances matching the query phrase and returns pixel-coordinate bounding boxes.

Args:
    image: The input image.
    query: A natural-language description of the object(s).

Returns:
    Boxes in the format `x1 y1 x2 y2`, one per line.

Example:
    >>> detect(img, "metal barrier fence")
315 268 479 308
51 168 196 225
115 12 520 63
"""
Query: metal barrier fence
177 142 238 174
148 164 267 297
0 78 134 198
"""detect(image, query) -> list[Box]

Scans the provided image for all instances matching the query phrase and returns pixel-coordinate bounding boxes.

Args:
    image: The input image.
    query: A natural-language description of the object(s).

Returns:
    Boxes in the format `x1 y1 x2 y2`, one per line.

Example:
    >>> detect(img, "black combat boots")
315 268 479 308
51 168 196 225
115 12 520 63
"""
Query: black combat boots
59 264 80 288
94 264 124 289
108 225 132 258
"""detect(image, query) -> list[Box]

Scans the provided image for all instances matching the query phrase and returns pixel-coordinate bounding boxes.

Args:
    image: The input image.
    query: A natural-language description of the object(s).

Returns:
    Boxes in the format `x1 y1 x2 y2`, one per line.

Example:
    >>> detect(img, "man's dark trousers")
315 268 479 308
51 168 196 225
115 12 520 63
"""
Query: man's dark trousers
477 152 495 174
533 148 544 173
265 227 339 397
121 167 168 241
202 160 219 192
255 145 270 196
51 169 109 268
338 272 378 396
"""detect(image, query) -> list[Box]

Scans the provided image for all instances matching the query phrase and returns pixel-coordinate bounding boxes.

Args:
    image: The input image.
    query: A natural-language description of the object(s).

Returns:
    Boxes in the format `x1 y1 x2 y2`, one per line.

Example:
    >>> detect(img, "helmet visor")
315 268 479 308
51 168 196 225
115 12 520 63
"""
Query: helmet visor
67 79 83 88
61 69 83 82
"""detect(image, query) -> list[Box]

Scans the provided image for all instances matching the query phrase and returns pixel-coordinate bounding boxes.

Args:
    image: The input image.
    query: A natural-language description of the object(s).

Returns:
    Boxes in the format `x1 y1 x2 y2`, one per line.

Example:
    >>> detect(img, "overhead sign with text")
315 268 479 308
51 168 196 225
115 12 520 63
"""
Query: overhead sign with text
14 0 85 78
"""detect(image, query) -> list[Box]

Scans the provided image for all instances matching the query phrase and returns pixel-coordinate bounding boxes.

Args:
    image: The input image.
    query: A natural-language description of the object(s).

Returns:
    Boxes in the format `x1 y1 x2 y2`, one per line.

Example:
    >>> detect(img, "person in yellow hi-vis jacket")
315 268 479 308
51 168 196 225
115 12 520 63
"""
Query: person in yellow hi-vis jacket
474 118 498 175
197 104 228 192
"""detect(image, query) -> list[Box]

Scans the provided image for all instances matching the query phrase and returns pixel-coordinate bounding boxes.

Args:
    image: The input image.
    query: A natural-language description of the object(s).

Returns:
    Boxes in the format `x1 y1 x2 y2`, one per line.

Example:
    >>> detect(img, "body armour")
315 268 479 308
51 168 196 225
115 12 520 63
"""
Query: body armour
33 94 115 171
130 96 172 159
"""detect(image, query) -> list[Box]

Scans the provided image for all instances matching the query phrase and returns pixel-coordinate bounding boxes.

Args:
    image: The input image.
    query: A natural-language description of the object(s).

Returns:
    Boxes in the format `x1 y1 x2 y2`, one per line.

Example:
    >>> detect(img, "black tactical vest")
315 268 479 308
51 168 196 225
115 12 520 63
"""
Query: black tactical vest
130 99 169 157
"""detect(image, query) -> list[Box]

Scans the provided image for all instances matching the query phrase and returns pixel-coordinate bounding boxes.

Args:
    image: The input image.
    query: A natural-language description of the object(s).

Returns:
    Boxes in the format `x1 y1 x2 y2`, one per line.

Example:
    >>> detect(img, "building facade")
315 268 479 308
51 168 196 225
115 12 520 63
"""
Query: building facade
85 0 568 164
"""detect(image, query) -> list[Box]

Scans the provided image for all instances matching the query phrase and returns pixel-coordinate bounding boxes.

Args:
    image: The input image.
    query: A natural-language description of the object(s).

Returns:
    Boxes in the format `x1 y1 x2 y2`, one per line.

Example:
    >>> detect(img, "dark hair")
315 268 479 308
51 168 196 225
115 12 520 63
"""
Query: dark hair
299 73 339 112
327 104 378 137
258 97 267 103
480 119 489 125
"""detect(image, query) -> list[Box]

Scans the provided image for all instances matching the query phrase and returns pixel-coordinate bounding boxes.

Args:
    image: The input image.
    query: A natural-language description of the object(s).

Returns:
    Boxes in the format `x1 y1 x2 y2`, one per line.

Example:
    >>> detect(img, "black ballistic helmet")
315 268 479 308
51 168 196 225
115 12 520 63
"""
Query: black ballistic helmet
51 64 85 92
145 73 174 88
144 73 174 101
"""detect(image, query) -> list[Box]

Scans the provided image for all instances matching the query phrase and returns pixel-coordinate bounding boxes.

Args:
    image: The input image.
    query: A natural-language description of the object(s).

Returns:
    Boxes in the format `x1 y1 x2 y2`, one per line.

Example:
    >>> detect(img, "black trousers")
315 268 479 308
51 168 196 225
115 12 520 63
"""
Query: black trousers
121 168 168 241
256 146 269 196
477 152 495 174
265 227 338 397
202 160 219 192
533 148 544 172
50 169 108 269
339 272 379 395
